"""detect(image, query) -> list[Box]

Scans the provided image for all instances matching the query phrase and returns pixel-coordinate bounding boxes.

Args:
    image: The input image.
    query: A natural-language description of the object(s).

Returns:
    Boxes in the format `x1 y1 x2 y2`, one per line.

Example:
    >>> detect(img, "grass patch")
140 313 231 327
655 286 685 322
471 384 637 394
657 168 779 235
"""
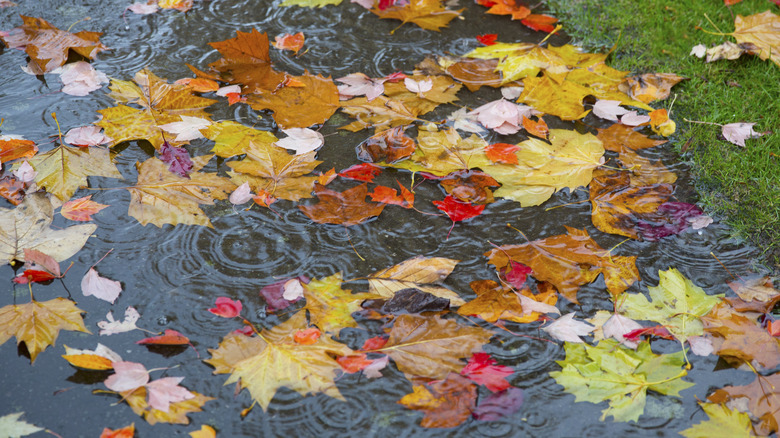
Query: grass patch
545 0 780 266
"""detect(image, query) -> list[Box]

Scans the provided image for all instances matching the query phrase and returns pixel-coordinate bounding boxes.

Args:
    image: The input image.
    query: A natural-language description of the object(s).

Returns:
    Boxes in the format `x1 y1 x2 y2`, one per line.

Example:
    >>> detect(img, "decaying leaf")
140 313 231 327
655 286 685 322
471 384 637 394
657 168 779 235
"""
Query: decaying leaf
303 273 380 333
371 0 463 32
298 183 386 226
398 372 477 428
701 301 780 369
730 11 780 67
367 256 465 305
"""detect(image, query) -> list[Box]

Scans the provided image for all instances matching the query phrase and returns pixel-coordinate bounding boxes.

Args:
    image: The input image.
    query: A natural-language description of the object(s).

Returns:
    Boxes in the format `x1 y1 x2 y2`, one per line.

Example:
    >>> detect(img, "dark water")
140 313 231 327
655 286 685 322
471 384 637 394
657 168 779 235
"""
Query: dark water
0 0 771 436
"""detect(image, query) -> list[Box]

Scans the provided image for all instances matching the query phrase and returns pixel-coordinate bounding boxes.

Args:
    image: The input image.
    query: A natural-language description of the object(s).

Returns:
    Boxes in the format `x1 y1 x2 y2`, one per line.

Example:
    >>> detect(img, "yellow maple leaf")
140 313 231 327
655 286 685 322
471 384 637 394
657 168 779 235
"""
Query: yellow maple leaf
126 155 236 227
23 145 121 201
202 120 278 158
339 95 420 132
731 11 780 67
382 74 462 114
205 311 354 410
0 298 90 363
246 72 339 129
303 273 380 333
366 256 466 305
122 387 213 425
371 0 463 32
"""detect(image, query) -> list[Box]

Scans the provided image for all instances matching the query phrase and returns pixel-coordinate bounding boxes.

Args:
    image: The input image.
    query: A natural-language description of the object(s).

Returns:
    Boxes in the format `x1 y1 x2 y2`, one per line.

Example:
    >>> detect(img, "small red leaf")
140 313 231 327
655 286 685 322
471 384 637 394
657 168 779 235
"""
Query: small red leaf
485 143 520 164
460 352 513 392
370 180 414 208
522 116 548 139
521 14 558 33
338 163 383 182
624 325 674 342
361 335 389 351
503 261 532 289
476 34 498 46
337 354 374 373
13 269 57 284
137 329 190 345
294 327 321 345
433 195 485 222
61 195 109 221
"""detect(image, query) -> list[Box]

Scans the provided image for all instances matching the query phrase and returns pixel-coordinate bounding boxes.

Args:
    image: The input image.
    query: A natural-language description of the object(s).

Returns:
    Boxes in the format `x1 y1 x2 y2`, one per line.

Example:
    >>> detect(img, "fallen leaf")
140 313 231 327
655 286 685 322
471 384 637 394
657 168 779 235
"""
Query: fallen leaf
273 32 305 53
339 95 420 132
100 424 136 438
0 412 44 438
175 77 220 93
62 343 122 370
679 402 756 438
246 72 339 129
593 99 630 121
229 182 253 205
126 155 235 227
205 311 354 410
356 126 416 163
158 116 211 143
550 340 693 422
0 192 97 265
82 268 123 304
105 361 150 393
338 163 383 182
61 195 108 221
542 312 594 343
476 0 529 20
485 142 520 164
159 142 193 178
274 128 324 155
460 352 512 392
371 288 451 314
722 122 764 147
63 126 112 147
299 183 386 226
730 11 780 67
303 273 379 333
189 425 216 438
127 3 159 14
146 377 195 412
485 226 639 302
98 307 141 335
476 34 498 46
121 386 212 425
702 301 780 369
472 387 524 421
398 373 476 428
0 137 37 163
158 0 193 11
619 73 685 104
370 0 463 32
708 373 780 435
208 297 242 318
521 14 558 32
0 297 89 363
0 15 107 74
367 256 465 305
336 72 386 101
58 61 109 96
521 115 548 139
433 195 485 224
202 120 278 158
137 329 191 346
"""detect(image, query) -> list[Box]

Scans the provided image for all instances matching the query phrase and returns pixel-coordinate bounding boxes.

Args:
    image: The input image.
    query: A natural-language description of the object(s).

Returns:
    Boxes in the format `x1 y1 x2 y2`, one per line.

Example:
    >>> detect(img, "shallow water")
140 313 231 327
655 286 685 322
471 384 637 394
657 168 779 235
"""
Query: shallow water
0 0 772 436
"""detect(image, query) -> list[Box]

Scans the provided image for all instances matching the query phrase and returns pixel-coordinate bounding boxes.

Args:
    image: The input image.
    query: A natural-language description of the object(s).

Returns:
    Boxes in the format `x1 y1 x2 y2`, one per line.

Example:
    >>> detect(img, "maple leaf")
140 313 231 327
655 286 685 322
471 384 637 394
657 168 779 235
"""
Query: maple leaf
391 125 490 176
61 195 109 221
460 352 513 392
542 312 594 343
0 192 96 265
371 0 463 32
202 120 278 158
97 69 217 149
708 373 780 435
299 183 386 226
62 343 122 370
679 402 756 438
729 11 780 67
593 99 630 121
63 126 112 147
82 268 122 304
588 310 643 348
369 314 493 379
205 310 354 410
0 412 44 438
398 373 477 428
158 116 210 143
105 361 150 392
0 297 89 363
336 72 386 101
158 0 193 11
246 72 339 129
476 34 498 46
485 226 639 302
433 196 485 225
125 155 236 227
98 307 140 336
722 122 764 147
274 128 324 155
159 142 193 178
356 126 416 163
522 115 548 139
338 163 383 182
477 0 530 20
620 268 721 345
370 181 415 208
339 95 420 132
58 61 109 96
100 424 135 438
22 143 121 201
303 273 379 333
229 182 253 204
0 15 107 74
273 32 304 53
701 301 780 369
485 142 520 164
208 297 242 318
226 140 321 201
619 73 685 104
439 170 499 204
550 339 693 422
468 98 534 135
120 386 212 425
420 56 503 92
521 14 558 33
366 256 465 305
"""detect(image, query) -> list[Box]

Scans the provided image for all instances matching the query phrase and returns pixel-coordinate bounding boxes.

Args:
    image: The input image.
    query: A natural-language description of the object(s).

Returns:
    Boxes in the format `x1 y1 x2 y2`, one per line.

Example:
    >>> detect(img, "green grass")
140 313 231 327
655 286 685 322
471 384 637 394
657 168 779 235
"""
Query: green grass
545 0 780 267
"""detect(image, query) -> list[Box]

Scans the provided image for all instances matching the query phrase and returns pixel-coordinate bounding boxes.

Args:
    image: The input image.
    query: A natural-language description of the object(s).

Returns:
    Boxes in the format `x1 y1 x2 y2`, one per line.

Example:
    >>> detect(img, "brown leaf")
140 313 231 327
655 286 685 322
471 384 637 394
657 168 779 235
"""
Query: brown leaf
618 73 685 104
372 314 492 379
398 373 477 428
340 95 420 132
366 256 465 305
457 279 557 323
382 74 461 114
439 169 499 204
0 138 37 163
596 123 666 152
485 226 639 302
708 373 780 436
437 57 503 92
246 72 339 129
371 0 463 32
0 176 25 205
0 15 107 74
356 126 416 164
730 11 780 67
0 298 89 363
299 183 385 226
702 301 780 369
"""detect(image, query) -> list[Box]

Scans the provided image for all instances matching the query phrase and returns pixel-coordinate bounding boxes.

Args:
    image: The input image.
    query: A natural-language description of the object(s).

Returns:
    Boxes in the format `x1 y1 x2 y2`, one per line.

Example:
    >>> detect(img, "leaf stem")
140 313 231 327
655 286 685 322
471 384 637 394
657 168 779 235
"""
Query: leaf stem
702 13 727 35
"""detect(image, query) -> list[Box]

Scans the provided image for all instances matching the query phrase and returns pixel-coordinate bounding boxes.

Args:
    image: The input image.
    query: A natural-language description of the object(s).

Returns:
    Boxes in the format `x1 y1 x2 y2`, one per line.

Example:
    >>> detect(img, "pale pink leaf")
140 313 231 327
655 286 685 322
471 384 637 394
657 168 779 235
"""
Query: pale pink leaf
98 307 140 335
593 99 630 121
362 355 389 378
23 249 60 277
620 111 650 126
448 108 485 134
82 268 122 304
63 126 112 147
404 77 432 95
690 44 706 58
13 161 36 182
517 293 560 316
722 122 764 147
216 85 242 96
500 86 523 100
229 182 253 205
542 312 594 343
59 61 108 96
274 128 324 155
282 278 304 301
602 313 643 348
688 335 714 357
469 99 539 135
336 73 384 101
688 215 714 230
158 116 211 143
127 2 159 14
104 361 149 392
146 377 195 412
350 0 374 9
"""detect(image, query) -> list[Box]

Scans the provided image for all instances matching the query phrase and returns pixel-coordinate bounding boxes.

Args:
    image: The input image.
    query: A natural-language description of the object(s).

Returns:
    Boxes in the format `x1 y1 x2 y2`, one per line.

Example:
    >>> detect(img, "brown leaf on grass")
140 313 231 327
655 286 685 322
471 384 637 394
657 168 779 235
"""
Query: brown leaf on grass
708 373 780 436
195 29 288 93
730 11 780 67
125 155 236 227
701 301 780 370
121 386 213 425
97 69 217 149
371 0 463 32
371 314 492 379
589 169 674 239
618 73 685 104
298 183 385 226
246 72 339 128
227 141 321 201
0 15 107 74
485 226 639 302
0 138 37 163
24 144 121 201
0 298 89 363
398 373 477 428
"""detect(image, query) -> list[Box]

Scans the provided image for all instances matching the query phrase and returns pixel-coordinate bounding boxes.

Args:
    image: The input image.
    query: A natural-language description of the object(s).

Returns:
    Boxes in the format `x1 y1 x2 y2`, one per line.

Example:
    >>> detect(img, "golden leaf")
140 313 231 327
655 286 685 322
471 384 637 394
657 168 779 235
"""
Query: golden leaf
24 145 121 201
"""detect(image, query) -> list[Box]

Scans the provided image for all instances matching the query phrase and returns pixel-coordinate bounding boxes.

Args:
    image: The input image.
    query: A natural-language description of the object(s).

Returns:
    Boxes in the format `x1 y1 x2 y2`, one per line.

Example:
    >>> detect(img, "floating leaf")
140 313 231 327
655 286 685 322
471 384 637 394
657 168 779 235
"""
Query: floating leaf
23 144 121 201
398 373 476 428
298 183 386 226
371 0 463 32
247 72 339 129
367 256 465 305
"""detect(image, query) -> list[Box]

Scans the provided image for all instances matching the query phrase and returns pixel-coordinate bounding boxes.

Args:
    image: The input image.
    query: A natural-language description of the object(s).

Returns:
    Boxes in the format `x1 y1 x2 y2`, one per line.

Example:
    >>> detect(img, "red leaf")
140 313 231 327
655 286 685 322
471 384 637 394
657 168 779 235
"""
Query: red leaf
208 297 242 318
137 329 190 345
433 195 485 222
460 352 513 392
337 354 374 373
370 180 414 208
361 335 389 351
503 261 532 289
485 142 520 164
338 163 383 182
294 327 321 345
521 14 557 33
476 34 498 46
522 116 548 139
61 195 109 221
100 424 135 438
13 269 57 284
624 325 674 342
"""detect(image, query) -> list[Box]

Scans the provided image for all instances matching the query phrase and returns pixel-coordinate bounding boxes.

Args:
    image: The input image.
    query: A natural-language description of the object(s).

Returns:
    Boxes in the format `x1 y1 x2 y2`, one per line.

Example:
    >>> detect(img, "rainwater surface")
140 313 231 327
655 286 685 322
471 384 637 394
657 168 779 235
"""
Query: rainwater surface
0 0 772 436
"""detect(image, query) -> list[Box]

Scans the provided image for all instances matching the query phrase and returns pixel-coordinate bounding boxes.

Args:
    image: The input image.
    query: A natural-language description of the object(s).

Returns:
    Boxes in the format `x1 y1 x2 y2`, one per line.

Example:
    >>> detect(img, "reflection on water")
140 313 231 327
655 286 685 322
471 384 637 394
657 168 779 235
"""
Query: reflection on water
0 0 770 436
